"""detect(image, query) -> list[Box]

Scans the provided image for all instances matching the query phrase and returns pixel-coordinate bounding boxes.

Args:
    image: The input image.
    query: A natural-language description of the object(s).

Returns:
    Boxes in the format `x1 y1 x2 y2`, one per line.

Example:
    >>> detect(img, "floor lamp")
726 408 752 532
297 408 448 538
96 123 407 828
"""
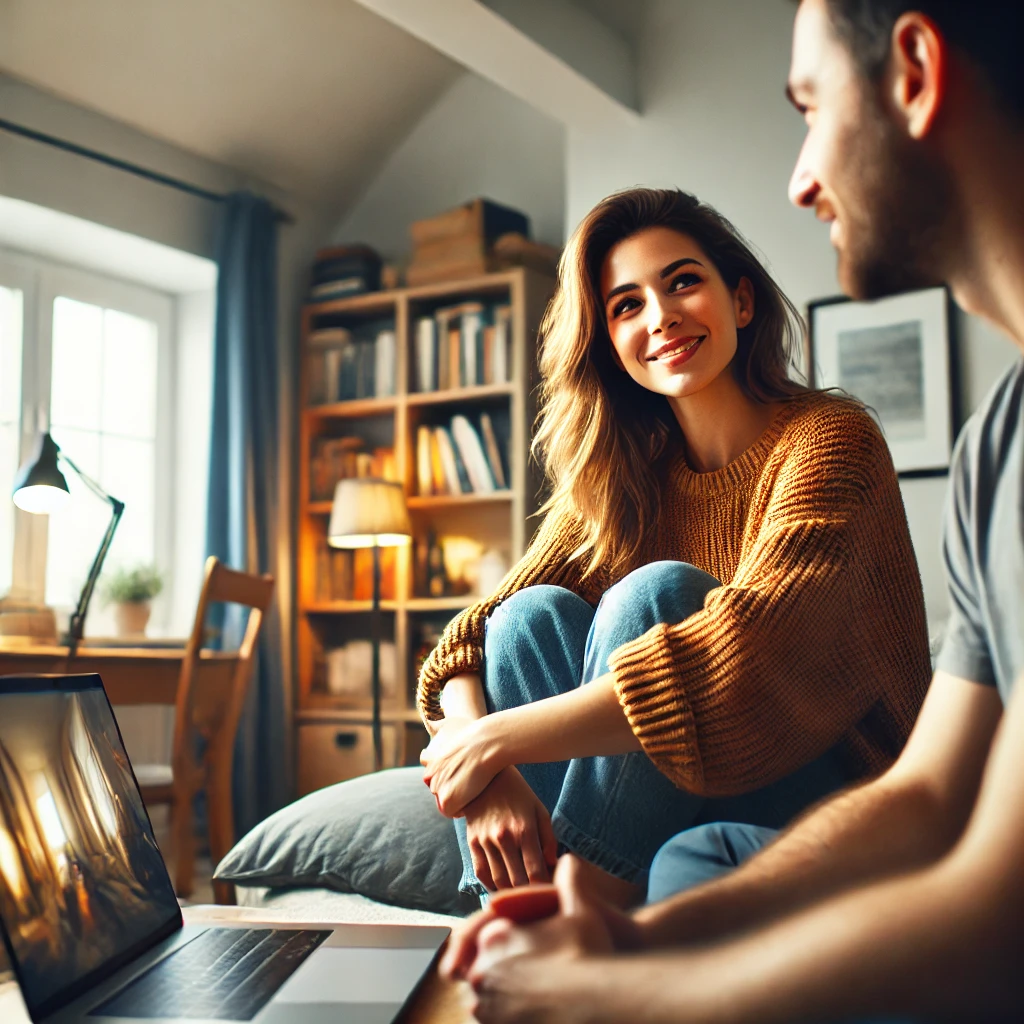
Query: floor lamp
11 432 124 658
328 478 411 771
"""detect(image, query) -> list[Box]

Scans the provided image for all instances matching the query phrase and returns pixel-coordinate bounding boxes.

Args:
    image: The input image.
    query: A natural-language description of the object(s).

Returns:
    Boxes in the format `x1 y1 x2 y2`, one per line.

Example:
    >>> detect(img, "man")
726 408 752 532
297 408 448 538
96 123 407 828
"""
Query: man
441 1 1024 1021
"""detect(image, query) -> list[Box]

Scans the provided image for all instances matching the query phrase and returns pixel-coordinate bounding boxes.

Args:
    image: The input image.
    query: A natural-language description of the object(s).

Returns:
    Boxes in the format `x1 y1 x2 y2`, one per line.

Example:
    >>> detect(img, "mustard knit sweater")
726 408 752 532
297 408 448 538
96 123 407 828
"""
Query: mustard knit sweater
417 393 932 797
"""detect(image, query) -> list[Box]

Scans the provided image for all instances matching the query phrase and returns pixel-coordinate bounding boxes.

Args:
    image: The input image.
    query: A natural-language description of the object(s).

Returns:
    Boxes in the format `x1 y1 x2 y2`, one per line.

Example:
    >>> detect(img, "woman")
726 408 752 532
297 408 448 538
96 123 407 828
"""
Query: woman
419 188 931 906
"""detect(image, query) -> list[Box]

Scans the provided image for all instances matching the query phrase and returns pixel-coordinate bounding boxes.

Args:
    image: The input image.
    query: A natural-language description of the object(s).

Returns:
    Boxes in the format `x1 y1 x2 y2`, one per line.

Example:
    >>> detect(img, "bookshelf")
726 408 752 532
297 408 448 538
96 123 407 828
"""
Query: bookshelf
296 267 556 794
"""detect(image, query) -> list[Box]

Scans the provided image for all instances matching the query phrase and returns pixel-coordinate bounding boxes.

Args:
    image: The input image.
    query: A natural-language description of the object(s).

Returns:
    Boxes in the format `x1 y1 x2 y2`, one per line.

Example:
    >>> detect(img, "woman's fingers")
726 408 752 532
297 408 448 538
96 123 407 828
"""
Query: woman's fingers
470 837 496 892
520 821 552 884
537 805 559 872
484 840 514 890
439 905 496 980
492 831 530 888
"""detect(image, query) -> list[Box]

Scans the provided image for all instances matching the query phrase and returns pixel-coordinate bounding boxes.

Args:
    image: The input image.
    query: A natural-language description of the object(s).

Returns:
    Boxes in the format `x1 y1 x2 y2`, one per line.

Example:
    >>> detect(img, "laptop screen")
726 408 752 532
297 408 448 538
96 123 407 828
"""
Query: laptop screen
0 675 181 1019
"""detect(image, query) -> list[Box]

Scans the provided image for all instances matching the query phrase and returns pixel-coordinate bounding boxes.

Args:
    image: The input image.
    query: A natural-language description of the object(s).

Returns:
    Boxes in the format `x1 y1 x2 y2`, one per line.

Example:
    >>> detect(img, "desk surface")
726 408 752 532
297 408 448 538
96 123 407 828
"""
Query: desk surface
0 904 471 1024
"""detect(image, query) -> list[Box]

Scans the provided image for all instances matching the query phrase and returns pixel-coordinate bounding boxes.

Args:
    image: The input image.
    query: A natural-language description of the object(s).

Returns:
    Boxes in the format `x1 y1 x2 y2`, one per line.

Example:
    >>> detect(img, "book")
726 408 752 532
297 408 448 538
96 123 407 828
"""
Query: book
414 316 437 392
479 412 508 489
461 303 485 388
434 426 467 495
448 326 461 391
436 307 456 391
416 425 434 496
451 415 496 493
428 430 447 494
339 342 358 401
492 305 512 383
374 329 396 397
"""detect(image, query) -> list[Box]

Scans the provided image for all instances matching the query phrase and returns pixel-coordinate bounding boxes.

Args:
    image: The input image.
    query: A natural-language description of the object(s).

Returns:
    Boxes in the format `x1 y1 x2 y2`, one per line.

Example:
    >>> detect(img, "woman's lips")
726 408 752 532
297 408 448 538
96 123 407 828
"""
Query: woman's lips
649 335 706 367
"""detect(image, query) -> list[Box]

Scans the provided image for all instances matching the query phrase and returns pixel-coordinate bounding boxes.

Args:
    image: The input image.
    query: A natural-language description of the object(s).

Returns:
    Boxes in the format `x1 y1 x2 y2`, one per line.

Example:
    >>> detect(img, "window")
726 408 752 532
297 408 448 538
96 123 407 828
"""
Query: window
0 254 174 635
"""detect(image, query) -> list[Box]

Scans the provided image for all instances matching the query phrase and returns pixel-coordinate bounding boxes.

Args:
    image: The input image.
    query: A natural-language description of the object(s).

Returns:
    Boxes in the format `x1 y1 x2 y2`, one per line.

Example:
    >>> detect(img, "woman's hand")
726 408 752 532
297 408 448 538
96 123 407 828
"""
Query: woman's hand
420 715 505 816
464 766 558 891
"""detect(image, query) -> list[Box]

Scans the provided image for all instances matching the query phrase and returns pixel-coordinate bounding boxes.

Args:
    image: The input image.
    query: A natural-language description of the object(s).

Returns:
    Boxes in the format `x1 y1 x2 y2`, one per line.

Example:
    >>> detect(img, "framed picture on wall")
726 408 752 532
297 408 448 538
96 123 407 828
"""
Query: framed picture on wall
807 286 956 478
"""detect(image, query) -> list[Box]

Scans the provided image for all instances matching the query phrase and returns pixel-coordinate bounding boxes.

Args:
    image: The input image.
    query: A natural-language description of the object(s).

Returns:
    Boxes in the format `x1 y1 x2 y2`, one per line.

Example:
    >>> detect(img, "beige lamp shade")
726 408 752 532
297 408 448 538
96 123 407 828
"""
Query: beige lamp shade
328 478 412 548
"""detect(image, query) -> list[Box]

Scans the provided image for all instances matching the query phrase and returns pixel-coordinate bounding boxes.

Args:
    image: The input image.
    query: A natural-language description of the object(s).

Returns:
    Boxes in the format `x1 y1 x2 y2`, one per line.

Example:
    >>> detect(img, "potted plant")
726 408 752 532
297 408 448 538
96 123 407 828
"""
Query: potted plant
101 564 164 638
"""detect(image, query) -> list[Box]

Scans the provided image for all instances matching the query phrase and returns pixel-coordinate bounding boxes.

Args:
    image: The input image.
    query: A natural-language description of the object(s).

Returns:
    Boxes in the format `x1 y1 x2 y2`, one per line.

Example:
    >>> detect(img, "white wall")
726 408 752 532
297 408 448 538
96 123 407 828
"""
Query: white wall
558 0 1019 633
331 72 566 259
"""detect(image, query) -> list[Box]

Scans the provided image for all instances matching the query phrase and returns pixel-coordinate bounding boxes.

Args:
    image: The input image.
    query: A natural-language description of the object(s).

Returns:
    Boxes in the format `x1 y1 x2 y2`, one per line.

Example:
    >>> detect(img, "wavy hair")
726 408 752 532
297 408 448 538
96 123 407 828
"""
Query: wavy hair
532 187 809 578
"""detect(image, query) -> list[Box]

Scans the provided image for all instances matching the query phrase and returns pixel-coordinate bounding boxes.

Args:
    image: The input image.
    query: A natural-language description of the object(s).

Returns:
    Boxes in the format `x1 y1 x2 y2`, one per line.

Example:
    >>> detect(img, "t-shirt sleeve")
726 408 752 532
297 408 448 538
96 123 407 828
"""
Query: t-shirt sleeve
935 424 997 686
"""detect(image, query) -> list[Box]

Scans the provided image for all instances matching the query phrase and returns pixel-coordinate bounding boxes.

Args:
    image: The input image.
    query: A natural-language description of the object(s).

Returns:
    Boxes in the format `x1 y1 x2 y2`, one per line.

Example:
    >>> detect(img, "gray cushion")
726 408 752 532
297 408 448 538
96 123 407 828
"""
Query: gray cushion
214 766 477 917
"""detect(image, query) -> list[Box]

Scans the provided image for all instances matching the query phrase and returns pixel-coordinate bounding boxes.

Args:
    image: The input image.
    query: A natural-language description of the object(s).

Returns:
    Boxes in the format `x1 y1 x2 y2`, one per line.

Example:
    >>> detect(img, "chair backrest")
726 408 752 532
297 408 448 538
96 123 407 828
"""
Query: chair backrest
171 557 275 781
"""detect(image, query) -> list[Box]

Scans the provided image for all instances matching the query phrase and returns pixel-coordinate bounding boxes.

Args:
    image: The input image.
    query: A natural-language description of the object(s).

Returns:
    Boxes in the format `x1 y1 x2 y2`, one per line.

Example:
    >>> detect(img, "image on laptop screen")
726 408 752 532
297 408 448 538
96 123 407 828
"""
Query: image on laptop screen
0 679 180 1013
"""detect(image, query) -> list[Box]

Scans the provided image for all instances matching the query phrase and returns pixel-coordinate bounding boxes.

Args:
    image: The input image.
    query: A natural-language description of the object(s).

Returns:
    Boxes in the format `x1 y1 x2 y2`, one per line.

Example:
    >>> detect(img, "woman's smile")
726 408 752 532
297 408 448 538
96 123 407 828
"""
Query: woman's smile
648 334 707 366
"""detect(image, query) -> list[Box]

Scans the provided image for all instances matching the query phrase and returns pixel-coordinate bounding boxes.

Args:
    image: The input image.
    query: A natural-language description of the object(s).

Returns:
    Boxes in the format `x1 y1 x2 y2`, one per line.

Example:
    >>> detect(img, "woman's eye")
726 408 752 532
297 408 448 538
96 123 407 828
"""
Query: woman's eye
669 273 701 292
612 296 640 317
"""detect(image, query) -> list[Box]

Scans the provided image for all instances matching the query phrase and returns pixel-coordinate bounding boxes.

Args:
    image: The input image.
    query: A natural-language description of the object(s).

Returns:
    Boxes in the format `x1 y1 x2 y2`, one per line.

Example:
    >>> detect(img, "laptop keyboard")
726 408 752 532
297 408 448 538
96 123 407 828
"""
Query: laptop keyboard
90 927 331 1021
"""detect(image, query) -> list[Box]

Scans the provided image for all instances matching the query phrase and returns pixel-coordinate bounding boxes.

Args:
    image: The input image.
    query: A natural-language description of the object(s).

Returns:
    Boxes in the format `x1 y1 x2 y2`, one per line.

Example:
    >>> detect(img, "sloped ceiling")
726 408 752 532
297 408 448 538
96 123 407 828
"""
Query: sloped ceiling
0 0 462 209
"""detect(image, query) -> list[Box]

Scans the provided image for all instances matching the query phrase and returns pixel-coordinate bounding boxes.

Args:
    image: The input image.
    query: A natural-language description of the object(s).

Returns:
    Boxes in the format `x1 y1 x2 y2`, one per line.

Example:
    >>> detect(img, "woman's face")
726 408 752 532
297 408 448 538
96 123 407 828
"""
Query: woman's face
600 227 754 401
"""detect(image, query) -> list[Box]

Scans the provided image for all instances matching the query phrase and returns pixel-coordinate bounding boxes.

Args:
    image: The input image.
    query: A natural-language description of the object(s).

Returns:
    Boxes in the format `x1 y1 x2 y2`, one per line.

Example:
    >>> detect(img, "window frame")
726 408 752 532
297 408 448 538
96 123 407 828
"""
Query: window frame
0 248 177 635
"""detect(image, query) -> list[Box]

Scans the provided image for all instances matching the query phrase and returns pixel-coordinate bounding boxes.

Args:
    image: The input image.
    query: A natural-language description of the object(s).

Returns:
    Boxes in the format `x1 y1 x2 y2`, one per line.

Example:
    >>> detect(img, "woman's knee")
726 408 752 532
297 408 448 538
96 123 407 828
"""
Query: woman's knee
596 561 720 631
485 585 594 660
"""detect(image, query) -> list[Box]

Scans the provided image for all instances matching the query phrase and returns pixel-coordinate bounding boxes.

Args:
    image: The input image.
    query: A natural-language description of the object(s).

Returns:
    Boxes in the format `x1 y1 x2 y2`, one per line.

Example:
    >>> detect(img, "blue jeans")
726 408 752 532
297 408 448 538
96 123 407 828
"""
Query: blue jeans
455 560 855 897
649 824 925 1024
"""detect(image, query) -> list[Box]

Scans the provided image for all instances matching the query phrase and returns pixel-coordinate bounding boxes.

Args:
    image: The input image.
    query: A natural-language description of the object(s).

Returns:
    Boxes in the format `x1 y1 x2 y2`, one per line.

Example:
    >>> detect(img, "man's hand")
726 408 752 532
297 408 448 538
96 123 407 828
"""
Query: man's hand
463 767 558 890
421 715 504 816
441 855 643 983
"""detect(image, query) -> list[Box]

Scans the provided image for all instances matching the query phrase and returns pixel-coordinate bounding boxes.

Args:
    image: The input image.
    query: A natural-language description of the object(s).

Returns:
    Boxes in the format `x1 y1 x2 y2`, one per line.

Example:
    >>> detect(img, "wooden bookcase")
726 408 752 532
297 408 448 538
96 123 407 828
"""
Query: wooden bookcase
295 267 556 794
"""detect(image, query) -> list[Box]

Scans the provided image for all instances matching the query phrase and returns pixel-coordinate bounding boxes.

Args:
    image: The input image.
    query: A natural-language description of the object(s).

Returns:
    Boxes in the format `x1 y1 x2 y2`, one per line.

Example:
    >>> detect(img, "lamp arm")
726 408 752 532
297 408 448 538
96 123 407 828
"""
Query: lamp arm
58 452 125 656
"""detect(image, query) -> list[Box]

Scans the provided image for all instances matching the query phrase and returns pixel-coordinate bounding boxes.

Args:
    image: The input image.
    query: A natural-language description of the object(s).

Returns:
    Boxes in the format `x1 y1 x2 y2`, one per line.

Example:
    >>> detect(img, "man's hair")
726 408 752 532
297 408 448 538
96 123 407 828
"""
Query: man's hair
821 1 1024 120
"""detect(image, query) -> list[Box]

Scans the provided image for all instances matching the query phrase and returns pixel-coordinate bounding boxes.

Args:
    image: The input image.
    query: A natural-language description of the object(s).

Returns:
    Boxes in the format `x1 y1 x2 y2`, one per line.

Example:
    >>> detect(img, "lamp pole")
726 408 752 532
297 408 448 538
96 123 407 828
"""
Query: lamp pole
371 543 383 772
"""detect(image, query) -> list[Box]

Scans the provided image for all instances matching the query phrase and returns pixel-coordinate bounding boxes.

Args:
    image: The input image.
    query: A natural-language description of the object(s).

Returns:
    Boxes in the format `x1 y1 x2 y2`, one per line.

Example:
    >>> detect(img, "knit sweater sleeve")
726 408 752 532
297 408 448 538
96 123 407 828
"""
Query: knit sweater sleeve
417 508 600 722
608 403 915 796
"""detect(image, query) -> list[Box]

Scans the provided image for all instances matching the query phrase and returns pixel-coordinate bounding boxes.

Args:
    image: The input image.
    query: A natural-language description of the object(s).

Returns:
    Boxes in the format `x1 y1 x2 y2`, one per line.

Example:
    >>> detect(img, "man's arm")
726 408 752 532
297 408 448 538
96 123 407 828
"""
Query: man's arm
634 671 1002 946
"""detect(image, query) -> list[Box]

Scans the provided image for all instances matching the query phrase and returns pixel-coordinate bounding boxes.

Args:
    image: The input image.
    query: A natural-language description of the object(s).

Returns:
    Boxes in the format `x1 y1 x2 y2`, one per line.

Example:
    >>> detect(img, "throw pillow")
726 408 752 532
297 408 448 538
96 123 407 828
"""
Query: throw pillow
214 766 477 916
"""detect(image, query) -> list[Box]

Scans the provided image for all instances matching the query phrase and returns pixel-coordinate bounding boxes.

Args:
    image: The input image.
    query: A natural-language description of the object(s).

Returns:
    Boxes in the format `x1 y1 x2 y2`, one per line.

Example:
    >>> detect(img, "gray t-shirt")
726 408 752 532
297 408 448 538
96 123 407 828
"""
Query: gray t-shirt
936 358 1024 702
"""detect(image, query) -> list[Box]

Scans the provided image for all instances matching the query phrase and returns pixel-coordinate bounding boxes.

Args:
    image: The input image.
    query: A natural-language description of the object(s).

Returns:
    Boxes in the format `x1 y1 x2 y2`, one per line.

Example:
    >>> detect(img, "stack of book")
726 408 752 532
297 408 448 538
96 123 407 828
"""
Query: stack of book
308 325 396 404
413 302 512 393
415 412 508 497
310 440 396 503
406 199 530 287
308 245 382 301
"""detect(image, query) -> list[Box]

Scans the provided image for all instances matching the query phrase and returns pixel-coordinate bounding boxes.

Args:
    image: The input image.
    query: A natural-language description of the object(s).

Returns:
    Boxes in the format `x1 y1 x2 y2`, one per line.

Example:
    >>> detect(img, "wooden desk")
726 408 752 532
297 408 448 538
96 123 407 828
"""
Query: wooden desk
0 904 472 1024
0 644 235 704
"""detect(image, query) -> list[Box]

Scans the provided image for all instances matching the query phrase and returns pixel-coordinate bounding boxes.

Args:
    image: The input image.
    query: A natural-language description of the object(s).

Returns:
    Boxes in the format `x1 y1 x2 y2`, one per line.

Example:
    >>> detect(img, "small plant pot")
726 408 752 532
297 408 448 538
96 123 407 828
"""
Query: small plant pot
113 600 151 638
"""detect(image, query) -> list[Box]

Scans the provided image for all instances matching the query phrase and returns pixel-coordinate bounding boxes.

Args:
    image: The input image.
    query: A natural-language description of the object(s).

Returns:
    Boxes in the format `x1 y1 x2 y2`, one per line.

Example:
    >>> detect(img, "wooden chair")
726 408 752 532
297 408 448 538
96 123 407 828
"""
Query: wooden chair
134 556 274 905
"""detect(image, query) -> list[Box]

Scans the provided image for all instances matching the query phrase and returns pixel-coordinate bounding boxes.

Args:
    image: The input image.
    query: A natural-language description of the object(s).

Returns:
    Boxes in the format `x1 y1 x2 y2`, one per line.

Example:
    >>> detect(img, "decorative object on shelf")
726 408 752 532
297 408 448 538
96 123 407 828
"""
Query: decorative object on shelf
407 198 530 286
808 286 955 477
325 640 397 699
328 478 412 770
11 432 124 656
477 547 511 596
101 563 164 638
308 244 382 301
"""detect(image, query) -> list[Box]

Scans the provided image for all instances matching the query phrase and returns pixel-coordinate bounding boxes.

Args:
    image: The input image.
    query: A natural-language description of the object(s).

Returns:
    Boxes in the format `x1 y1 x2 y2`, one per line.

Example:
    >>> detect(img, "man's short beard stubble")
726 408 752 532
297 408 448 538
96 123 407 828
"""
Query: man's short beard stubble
838 89 957 301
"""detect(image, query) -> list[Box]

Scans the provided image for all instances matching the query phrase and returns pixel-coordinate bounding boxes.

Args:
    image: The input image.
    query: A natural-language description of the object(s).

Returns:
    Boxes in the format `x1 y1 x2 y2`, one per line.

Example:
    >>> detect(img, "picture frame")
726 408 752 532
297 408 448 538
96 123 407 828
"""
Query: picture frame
807 286 957 478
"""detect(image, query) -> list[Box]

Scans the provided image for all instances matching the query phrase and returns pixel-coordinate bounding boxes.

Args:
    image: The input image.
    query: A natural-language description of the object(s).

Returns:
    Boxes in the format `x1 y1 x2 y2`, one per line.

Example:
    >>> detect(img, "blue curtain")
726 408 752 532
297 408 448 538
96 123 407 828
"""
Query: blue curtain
206 191 288 838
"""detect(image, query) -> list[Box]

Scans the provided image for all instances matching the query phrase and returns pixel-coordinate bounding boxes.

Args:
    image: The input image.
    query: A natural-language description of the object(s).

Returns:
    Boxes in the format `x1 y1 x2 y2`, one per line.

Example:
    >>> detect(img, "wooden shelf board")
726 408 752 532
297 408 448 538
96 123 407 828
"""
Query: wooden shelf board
305 293 398 316
305 396 399 420
406 492 513 509
297 703 424 724
306 501 333 515
405 596 474 612
406 383 513 407
303 600 400 614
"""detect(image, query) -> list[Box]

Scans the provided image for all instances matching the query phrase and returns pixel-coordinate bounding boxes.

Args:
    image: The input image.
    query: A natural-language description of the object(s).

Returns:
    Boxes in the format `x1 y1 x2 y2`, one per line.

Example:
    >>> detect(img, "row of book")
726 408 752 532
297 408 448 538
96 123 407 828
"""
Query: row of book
415 413 507 497
308 326 396 405
414 302 512 393
314 542 397 602
310 439 396 503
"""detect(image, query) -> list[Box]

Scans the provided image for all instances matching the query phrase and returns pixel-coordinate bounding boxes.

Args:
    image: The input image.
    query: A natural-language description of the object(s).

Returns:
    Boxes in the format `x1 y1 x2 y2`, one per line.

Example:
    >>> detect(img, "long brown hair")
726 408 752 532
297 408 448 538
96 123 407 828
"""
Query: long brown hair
533 187 809 578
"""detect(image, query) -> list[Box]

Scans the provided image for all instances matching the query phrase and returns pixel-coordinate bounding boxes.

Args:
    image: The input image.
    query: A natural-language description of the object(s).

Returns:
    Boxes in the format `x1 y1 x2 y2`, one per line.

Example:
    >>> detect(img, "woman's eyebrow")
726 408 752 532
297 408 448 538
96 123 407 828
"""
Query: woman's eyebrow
660 257 704 279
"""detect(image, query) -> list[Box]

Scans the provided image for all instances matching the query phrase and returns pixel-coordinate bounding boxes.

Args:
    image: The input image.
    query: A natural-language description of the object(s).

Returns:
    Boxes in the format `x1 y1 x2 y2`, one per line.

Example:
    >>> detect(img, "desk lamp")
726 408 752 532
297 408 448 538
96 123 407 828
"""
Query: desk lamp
328 478 411 770
11 432 125 657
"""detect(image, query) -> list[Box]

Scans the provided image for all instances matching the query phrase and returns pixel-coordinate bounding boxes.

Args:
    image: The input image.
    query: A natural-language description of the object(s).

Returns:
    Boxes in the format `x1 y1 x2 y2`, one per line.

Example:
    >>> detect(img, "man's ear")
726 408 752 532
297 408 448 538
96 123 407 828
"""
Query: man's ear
889 12 947 139
734 277 755 329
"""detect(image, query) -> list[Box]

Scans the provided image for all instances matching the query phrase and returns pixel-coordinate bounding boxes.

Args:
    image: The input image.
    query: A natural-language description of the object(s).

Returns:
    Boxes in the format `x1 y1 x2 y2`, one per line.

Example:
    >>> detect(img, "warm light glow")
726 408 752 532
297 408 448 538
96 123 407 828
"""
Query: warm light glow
34 785 68 853
13 484 69 515
328 532 413 549
0 826 27 902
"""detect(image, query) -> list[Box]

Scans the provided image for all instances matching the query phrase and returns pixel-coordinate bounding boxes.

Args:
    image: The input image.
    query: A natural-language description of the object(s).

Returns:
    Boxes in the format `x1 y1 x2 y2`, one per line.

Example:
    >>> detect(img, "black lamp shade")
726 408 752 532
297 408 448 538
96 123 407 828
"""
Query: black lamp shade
12 433 70 513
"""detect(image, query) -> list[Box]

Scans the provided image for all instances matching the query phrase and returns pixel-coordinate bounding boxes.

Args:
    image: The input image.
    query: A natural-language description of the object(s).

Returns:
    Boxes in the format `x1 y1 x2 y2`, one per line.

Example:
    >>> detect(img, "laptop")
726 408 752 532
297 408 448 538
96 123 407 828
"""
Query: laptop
0 674 449 1024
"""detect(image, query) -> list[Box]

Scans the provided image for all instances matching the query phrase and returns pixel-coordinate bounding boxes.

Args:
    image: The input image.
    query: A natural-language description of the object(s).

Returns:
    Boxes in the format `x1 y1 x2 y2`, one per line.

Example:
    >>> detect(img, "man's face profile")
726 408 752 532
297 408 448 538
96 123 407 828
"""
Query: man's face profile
786 0 951 300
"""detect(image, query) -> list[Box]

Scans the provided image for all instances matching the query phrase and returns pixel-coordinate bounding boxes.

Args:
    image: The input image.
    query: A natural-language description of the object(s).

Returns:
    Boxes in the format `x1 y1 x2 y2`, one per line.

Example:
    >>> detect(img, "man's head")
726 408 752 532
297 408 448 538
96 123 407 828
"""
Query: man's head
787 0 1024 301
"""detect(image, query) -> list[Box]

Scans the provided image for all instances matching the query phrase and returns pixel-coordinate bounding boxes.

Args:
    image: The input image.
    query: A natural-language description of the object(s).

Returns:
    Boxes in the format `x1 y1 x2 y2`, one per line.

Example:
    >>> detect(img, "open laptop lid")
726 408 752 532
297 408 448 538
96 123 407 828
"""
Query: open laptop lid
0 674 181 1021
